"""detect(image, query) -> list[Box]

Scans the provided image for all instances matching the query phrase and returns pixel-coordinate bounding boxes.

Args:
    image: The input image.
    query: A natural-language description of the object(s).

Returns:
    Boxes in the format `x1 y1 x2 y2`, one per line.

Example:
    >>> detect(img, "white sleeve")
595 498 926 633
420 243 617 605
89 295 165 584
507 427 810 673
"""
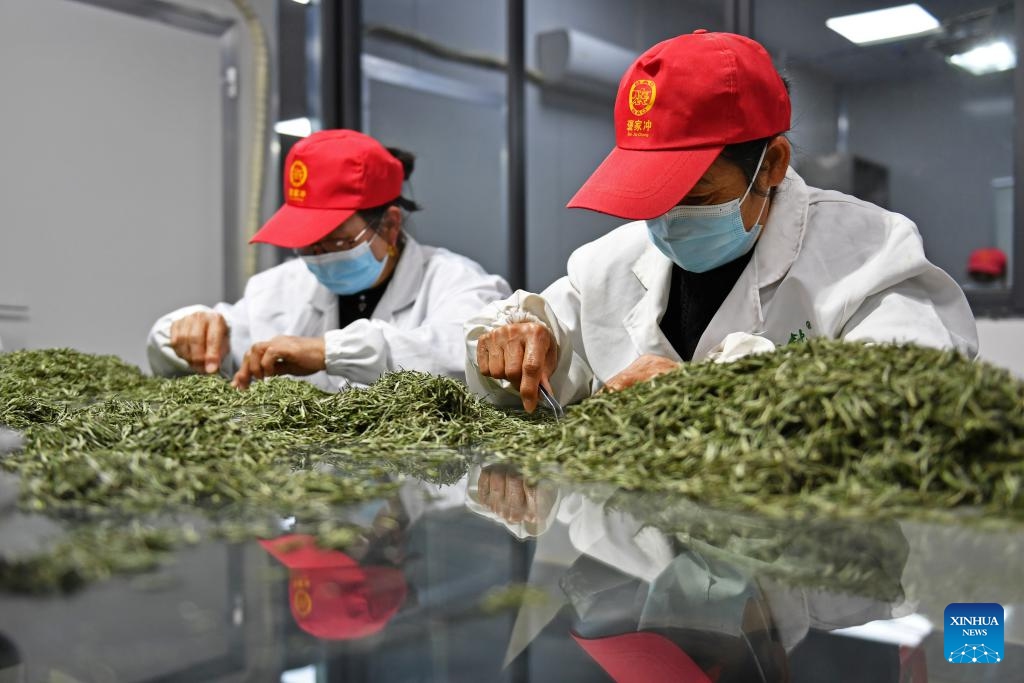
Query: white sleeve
838 215 978 358
146 300 247 377
324 274 511 386
563 493 677 583
464 280 595 407
323 317 462 386
841 282 978 358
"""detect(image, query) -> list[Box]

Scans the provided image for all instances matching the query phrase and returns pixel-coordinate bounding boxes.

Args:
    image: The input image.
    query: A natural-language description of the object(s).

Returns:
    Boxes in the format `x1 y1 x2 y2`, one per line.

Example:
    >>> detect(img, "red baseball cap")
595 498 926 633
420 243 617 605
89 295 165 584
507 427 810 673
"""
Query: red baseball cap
260 534 407 640
568 31 791 220
967 248 1008 277
572 631 714 683
251 130 405 248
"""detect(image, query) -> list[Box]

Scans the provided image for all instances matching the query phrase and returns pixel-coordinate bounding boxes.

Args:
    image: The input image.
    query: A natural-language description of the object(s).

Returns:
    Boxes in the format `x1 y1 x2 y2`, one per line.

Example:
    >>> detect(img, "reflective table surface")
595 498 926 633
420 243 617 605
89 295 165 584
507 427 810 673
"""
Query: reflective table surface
1 459 1022 683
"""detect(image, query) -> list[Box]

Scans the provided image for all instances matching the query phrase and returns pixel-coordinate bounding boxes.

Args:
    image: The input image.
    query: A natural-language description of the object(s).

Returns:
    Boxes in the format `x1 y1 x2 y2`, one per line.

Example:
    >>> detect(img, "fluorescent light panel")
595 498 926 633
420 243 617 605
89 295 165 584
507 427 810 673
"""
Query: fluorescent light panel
948 40 1017 75
274 117 313 138
826 3 940 46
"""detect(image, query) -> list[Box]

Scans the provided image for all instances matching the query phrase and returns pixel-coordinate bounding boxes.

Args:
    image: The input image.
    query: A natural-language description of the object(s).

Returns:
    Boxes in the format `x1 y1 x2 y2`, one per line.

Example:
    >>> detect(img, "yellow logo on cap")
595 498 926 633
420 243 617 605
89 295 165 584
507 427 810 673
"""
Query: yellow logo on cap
288 160 309 202
628 79 656 116
292 576 313 617
289 160 309 188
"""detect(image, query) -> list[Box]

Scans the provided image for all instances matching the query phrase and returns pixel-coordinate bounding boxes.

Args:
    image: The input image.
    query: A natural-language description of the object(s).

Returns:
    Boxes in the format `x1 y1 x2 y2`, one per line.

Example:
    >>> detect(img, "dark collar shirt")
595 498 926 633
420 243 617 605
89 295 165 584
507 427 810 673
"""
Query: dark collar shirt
658 250 754 362
337 280 389 329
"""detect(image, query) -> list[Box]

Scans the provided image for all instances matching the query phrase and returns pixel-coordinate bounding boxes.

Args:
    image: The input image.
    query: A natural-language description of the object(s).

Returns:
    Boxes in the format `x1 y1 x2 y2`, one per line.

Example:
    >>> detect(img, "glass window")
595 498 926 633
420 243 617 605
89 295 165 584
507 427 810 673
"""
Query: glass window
756 1 1016 303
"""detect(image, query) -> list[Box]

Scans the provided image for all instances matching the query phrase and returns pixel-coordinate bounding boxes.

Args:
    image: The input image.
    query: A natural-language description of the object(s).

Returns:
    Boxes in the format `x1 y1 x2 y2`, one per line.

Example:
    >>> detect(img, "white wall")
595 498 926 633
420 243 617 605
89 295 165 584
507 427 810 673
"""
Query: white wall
0 0 277 368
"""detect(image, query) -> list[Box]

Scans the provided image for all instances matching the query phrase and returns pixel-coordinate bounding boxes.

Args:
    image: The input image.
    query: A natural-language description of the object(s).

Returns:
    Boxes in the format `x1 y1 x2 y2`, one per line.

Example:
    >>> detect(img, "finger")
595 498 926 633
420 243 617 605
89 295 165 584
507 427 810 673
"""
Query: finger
173 317 204 370
504 476 527 523
518 372 539 413
519 333 550 413
204 316 227 374
261 346 280 377
187 318 208 372
476 335 492 377
248 344 267 381
524 482 538 522
477 469 491 499
232 353 251 390
502 501 521 524
604 377 626 393
169 319 188 359
487 470 506 514
505 339 525 387
487 343 505 380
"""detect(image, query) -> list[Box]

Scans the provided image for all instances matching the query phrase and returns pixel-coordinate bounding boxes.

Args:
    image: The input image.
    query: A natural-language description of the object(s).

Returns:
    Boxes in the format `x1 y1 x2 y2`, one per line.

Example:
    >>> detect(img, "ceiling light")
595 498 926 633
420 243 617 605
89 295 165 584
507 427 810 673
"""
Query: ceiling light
290 0 312 5
274 117 313 138
947 39 1016 75
826 3 941 46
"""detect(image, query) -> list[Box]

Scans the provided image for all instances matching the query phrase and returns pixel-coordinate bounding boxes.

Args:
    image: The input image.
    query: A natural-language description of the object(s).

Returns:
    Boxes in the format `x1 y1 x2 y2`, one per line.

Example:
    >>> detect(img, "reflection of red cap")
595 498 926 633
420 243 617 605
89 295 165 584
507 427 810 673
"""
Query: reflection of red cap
251 130 404 248
260 534 407 640
967 248 1008 277
568 31 790 220
572 632 714 683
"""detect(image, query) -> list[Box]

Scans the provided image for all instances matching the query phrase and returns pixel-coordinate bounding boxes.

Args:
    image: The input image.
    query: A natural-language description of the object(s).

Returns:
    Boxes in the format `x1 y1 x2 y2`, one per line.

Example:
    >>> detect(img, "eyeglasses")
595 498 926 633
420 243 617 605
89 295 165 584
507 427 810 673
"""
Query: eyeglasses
294 226 375 257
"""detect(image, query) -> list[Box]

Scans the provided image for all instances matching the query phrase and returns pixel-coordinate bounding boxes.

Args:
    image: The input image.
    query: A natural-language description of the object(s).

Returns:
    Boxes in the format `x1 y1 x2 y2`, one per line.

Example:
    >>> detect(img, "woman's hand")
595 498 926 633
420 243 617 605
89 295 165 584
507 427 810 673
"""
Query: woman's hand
602 354 679 393
169 311 230 374
232 335 326 390
476 322 557 413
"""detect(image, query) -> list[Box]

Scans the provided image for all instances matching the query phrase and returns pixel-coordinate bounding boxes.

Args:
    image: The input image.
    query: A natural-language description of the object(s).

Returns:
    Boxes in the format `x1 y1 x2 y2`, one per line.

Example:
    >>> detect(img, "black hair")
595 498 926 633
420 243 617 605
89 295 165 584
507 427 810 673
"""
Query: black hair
718 74 792 198
358 146 422 229
720 136 777 192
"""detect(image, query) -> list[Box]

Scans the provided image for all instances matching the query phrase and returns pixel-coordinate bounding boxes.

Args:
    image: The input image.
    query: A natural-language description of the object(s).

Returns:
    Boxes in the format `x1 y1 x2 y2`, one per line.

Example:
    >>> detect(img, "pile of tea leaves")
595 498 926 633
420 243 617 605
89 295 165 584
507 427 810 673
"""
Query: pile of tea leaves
0 351 541 516
2 340 1023 592
500 340 1024 521
0 349 540 590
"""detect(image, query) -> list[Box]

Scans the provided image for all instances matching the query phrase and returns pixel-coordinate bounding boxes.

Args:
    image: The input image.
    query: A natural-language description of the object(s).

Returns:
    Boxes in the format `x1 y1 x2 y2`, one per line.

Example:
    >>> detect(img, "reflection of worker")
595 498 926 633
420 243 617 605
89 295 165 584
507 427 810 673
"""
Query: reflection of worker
467 31 977 412
468 466 789 681
467 464 907 680
148 129 510 392
966 247 1008 287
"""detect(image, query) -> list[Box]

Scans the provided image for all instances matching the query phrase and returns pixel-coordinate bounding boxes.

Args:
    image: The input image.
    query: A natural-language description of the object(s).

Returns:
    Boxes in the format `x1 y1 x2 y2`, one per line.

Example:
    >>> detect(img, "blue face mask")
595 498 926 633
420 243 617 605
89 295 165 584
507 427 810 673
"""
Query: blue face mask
646 145 769 273
301 232 386 295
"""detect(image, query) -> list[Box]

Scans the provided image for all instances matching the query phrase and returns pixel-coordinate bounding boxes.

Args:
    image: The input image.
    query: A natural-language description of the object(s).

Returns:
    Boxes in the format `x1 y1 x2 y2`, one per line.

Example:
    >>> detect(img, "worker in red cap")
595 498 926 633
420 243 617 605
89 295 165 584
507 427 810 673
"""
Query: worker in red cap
466 31 977 412
147 130 510 391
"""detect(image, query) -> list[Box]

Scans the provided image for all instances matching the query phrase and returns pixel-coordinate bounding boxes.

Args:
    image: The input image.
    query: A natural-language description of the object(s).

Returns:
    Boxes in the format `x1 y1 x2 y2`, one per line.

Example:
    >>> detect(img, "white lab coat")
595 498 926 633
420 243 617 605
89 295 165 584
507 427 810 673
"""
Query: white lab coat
149 235 510 391
466 168 978 406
